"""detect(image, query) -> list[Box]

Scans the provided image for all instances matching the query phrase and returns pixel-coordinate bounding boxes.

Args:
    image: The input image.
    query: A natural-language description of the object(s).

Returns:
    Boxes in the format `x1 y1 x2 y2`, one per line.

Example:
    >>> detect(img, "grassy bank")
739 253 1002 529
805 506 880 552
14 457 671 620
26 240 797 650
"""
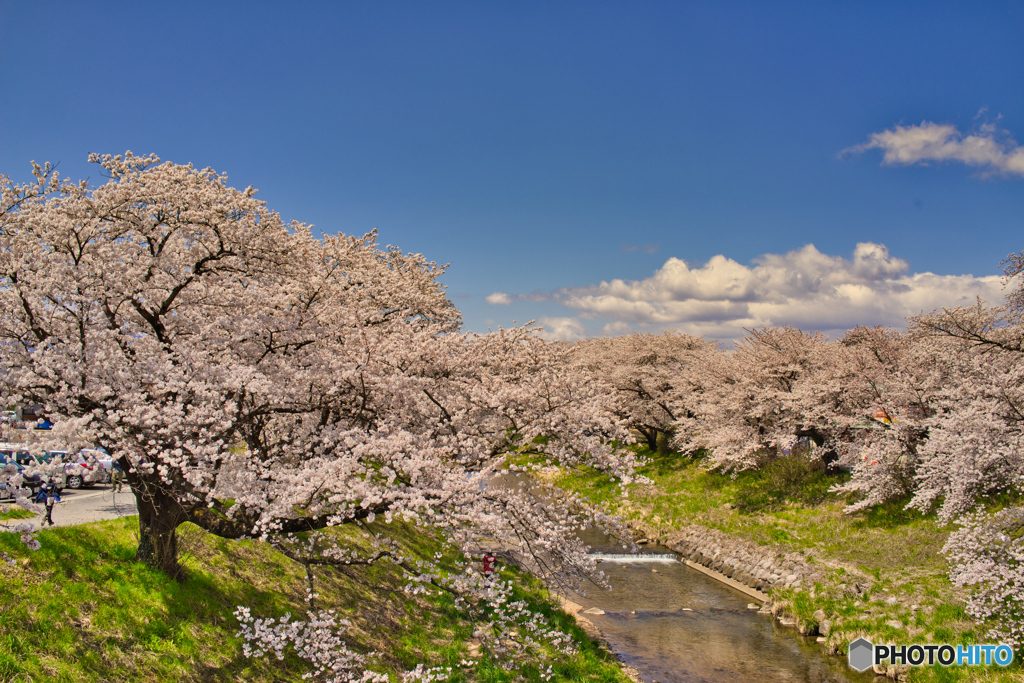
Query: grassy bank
0 510 630 683
550 448 1023 682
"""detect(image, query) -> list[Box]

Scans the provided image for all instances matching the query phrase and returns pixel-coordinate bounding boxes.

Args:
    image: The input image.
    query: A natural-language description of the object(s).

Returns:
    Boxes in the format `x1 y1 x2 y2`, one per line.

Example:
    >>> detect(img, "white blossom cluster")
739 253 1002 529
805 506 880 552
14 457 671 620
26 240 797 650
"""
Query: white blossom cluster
234 606 389 683
944 508 1024 647
1 463 43 553
0 521 39 555
238 529 584 680
400 664 454 682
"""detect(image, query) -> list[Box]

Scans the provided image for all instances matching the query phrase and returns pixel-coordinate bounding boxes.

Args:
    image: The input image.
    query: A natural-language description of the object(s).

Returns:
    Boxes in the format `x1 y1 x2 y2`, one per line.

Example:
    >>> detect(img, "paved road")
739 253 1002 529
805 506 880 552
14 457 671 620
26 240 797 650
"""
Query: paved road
5 484 138 529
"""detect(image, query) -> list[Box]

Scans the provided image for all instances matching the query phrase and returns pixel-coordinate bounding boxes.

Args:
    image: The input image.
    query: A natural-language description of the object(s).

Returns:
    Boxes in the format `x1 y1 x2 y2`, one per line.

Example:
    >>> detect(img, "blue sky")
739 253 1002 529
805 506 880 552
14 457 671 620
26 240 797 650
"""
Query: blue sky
2 2 1022 342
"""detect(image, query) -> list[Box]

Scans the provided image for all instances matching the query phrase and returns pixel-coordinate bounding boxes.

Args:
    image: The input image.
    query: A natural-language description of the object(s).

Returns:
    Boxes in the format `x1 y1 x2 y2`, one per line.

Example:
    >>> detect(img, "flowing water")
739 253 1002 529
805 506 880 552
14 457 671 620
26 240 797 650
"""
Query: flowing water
488 473 871 682
566 533 873 683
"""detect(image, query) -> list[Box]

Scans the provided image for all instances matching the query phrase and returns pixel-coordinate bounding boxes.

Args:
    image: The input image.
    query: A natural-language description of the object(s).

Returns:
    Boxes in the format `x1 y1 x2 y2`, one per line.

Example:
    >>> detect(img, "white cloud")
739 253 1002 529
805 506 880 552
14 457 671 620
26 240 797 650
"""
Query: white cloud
484 292 512 305
602 321 633 335
844 121 1024 177
542 242 1005 341
536 316 586 342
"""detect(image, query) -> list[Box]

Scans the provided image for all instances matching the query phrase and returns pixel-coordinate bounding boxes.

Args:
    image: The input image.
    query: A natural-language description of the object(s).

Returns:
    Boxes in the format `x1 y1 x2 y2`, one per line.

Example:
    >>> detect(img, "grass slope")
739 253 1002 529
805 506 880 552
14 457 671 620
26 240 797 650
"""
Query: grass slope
0 512 629 683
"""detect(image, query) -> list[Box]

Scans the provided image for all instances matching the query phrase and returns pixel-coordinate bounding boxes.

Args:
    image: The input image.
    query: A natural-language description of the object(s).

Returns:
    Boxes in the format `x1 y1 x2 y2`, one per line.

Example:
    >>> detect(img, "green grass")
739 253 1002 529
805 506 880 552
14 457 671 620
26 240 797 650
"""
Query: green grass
548 446 1024 682
0 505 34 521
0 516 631 683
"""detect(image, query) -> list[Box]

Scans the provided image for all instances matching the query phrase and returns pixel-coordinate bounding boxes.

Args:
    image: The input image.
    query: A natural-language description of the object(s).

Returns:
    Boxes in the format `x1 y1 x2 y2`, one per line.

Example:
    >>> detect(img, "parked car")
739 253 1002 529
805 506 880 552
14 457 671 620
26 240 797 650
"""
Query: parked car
0 444 51 494
79 448 112 482
0 454 35 501
0 443 112 492
46 450 108 489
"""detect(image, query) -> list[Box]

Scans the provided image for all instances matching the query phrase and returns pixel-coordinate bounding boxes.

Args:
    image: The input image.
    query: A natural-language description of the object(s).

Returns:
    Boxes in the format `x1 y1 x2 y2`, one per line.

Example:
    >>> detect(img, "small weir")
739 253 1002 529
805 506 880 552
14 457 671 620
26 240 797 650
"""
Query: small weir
587 552 679 563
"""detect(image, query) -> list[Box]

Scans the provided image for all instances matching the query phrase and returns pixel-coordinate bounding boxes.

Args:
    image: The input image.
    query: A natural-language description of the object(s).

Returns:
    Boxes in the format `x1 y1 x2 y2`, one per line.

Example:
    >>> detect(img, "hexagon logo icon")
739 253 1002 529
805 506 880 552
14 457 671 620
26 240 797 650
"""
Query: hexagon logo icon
848 637 874 672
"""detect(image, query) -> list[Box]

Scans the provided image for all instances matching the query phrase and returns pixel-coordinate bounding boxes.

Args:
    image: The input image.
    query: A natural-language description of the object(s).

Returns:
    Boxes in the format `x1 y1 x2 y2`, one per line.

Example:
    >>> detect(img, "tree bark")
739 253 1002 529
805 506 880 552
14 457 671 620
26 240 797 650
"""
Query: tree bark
131 478 188 579
636 425 658 452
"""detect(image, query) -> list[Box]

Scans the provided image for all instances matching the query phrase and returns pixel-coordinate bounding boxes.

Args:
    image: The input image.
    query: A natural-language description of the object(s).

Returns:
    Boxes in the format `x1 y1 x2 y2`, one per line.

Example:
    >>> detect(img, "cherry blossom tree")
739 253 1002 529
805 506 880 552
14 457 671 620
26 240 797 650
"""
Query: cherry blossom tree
828 305 1023 519
0 152 646 678
1002 249 1024 313
0 153 638 588
908 300 1024 646
901 306 1023 520
945 507 1024 648
574 331 716 452
823 325 943 511
679 327 853 471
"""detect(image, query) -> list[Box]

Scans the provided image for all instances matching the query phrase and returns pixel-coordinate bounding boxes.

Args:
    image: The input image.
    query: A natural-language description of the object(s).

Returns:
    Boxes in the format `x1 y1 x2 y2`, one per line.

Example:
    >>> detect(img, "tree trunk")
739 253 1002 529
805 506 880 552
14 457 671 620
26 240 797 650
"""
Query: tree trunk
655 430 671 454
636 426 658 453
131 479 188 579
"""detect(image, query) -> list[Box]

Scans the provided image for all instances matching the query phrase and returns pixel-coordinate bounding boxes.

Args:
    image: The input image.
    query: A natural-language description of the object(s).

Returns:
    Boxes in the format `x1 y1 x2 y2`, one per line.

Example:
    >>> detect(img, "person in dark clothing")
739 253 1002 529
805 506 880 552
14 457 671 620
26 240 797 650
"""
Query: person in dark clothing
35 480 61 526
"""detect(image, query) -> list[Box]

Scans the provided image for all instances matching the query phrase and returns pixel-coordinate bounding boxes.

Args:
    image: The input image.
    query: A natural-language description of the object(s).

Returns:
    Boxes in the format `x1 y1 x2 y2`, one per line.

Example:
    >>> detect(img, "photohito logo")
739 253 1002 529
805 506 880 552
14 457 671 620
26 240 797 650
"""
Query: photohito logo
848 637 1014 672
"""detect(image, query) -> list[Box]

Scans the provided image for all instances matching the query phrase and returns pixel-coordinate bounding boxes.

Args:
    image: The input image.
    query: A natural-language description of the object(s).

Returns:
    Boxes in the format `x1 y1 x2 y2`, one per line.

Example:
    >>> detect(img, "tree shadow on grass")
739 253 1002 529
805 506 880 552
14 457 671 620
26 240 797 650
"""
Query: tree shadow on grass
730 456 850 514
848 496 935 530
639 448 733 493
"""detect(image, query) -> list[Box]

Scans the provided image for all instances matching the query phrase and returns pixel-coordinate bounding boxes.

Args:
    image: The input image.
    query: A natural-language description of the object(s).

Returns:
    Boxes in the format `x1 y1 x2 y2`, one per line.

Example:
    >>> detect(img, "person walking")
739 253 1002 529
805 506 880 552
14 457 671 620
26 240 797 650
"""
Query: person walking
111 461 124 492
35 480 61 526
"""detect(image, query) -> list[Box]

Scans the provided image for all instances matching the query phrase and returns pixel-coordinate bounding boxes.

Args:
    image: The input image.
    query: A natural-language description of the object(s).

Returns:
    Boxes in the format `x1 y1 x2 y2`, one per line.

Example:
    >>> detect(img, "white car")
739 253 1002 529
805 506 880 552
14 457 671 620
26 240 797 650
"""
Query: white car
79 448 112 481
47 450 108 489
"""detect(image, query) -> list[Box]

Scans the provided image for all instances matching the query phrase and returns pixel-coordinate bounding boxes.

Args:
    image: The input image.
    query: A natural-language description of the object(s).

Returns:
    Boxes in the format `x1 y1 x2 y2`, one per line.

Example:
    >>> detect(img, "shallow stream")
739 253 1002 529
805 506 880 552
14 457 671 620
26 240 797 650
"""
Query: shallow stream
567 535 873 682
488 473 871 681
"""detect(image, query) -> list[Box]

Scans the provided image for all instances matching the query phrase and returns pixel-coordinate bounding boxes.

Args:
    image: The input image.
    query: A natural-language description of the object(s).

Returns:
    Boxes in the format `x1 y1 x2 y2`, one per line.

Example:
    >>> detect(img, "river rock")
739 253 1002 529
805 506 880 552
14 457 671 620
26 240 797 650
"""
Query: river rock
582 607 605 615
798 620 818 636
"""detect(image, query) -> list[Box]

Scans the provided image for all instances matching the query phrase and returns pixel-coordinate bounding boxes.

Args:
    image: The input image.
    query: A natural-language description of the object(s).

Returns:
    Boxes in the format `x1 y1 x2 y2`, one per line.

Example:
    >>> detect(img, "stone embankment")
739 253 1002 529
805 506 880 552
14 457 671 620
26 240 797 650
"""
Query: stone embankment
660 526 879 643
662 525 825 595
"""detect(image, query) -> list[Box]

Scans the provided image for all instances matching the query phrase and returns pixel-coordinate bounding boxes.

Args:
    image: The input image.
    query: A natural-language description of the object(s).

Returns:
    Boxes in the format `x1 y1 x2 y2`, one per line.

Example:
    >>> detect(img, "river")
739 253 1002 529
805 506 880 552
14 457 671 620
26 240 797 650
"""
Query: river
489 473 872 682
563 533 874 682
